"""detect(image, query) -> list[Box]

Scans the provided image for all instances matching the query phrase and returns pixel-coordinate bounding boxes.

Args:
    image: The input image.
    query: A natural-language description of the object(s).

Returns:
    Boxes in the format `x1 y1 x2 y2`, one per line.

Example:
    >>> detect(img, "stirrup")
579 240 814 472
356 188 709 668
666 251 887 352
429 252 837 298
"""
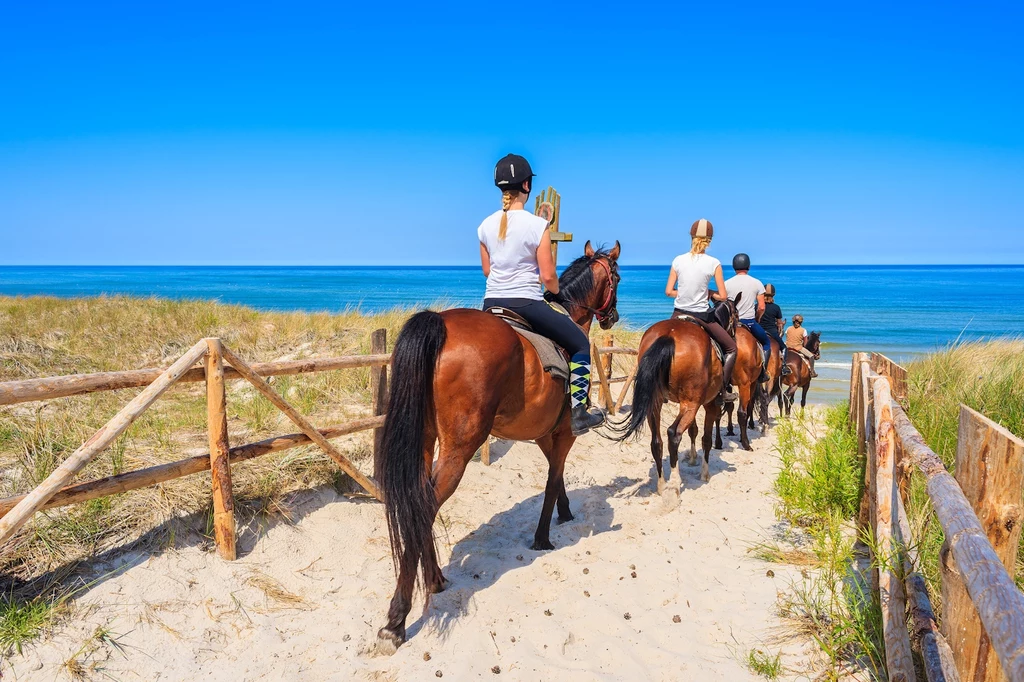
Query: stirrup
571 405 605 436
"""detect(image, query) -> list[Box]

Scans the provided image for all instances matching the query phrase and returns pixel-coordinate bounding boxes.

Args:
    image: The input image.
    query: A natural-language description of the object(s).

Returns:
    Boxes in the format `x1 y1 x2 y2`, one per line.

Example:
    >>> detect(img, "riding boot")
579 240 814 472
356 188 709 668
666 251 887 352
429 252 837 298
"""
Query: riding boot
721 350 738 403
569 354 605 436
759 349 770 383
809 357 819 378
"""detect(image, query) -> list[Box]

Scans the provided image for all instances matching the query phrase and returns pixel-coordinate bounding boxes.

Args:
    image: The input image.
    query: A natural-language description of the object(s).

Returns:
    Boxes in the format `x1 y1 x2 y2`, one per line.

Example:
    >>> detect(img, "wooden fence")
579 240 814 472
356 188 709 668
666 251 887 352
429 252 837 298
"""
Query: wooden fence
852 352 1024 682
0 330 635 557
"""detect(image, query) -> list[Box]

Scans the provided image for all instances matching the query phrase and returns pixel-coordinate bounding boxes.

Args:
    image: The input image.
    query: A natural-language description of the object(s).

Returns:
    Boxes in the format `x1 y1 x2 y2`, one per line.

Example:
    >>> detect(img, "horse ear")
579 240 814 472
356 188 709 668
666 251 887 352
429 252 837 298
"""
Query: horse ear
609 240 621 260
733 291 743 307
584 240 595 257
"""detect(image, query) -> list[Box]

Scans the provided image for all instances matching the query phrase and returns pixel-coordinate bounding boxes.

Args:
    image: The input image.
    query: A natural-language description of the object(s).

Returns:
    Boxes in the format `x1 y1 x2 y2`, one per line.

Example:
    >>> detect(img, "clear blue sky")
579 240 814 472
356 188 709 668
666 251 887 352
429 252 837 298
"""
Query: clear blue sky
1 1 1022 265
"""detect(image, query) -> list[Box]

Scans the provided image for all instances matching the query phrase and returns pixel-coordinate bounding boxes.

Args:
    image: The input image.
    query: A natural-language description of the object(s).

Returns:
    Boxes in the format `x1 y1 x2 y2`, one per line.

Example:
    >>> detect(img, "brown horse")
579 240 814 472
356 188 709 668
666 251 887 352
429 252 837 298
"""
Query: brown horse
716 331 784 447
780 331 822 415
714 325 765 451
374 241 621 652
614 297 739 489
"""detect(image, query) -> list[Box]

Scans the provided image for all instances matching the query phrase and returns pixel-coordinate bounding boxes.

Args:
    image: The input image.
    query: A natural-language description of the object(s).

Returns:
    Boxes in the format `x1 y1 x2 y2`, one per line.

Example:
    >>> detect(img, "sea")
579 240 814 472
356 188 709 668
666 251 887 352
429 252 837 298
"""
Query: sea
2 265 1022 405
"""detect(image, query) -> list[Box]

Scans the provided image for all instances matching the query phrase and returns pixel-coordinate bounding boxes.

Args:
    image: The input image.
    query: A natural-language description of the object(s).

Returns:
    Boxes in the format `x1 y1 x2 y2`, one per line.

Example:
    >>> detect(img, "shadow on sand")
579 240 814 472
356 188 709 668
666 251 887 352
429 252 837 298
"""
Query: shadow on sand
409 476 641 640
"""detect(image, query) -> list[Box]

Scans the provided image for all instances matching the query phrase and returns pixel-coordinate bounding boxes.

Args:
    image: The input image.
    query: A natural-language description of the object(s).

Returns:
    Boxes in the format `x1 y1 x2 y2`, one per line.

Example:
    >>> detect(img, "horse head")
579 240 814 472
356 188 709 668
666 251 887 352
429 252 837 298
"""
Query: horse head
807 331 822 359
559 240 621 332
713 292 741 336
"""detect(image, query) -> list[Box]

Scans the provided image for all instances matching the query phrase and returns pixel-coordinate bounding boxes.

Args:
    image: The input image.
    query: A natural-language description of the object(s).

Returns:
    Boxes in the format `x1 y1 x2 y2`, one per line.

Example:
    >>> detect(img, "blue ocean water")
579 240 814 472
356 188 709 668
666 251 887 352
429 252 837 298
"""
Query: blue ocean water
2 265 1022 403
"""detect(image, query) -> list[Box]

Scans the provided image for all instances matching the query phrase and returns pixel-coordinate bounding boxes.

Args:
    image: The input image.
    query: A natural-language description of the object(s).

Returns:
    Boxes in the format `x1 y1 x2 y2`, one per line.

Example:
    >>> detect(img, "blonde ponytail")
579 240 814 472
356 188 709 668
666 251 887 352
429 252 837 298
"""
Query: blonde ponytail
690 236 712 257
498 190 514 241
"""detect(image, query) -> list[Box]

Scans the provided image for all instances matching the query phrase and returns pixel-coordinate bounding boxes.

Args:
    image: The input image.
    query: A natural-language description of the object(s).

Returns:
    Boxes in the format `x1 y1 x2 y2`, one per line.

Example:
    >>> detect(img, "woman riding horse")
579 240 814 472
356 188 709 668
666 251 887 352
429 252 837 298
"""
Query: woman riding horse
665 218 736 403
375 154 621 652
480 153 605 435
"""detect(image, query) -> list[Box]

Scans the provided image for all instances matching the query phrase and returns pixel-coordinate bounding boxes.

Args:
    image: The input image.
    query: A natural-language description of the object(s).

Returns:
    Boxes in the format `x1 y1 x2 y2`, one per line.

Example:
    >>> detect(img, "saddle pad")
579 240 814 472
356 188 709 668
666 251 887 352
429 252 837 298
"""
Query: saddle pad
512 327 570 383
672 313 725 365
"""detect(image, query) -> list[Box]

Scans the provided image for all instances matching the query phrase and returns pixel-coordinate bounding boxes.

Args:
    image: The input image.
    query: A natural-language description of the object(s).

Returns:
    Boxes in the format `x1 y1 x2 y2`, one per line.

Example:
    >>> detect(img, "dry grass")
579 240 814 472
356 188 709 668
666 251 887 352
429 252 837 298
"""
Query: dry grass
0 295 422 584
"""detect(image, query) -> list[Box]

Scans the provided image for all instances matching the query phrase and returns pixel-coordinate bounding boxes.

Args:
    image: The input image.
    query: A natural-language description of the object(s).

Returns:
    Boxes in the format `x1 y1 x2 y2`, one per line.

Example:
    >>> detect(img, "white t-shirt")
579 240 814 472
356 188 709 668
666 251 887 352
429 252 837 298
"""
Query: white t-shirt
671 252 721 313
724 273 766 320
478 209 549 300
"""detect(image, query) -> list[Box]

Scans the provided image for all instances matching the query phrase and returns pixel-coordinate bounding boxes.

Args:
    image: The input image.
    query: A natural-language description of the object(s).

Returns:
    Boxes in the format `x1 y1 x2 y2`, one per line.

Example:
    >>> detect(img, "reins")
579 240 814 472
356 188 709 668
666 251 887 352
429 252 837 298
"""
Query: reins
572 257 617 323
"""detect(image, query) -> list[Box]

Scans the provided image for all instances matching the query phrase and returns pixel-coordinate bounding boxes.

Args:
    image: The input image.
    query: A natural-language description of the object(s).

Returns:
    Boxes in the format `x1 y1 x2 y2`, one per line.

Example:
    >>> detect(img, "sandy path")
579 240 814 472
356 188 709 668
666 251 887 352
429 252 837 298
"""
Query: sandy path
5 405 812 681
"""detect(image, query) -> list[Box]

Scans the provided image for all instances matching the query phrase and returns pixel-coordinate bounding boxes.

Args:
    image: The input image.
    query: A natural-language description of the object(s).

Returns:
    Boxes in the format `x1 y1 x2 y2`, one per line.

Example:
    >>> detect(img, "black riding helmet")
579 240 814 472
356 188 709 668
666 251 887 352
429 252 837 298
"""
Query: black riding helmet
732 253 751 271
494 154 535 188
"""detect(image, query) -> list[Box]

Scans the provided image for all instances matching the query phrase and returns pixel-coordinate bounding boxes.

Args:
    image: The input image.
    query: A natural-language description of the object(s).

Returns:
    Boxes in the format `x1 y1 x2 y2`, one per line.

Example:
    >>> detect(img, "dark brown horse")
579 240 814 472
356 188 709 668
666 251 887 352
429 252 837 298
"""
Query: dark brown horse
780 331 822 415
374 241 621 652
614 297 739 489
714 325 765 451
716 330 784 446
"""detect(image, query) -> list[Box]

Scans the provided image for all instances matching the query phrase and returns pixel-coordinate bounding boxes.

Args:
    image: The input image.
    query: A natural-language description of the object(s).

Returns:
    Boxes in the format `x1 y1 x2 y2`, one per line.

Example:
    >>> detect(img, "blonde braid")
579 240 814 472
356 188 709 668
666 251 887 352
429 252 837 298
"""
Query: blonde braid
497 190 515 241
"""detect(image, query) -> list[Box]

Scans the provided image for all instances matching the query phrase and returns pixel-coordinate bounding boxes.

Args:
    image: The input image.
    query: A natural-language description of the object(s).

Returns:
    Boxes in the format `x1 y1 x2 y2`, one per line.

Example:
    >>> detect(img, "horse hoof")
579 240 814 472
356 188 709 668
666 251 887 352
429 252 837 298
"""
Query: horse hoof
743 444 754 452
427 576 449 594
375 628 405 656
557 512 575 525
656 477 666 495
531 539 556 551
726 429 735 437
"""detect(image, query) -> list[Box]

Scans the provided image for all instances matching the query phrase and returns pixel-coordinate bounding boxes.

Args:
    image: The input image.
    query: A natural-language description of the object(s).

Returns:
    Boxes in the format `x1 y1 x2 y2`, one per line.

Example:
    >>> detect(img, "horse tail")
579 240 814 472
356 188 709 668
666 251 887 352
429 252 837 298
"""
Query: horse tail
612 336 674 441
375 310 446 584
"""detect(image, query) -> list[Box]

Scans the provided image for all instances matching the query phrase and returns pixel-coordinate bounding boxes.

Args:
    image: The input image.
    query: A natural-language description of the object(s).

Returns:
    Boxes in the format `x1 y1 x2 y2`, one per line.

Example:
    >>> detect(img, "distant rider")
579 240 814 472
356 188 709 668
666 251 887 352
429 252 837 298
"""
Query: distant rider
478 153 605 435
785 314 819 378
759 283 792 376
665 219 737 402
725 253 770 383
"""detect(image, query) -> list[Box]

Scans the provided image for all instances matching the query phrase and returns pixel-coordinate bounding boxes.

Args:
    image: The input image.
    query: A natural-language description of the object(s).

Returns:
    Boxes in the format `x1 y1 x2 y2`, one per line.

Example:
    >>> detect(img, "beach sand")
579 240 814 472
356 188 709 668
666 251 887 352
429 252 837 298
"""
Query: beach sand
4 403 816 681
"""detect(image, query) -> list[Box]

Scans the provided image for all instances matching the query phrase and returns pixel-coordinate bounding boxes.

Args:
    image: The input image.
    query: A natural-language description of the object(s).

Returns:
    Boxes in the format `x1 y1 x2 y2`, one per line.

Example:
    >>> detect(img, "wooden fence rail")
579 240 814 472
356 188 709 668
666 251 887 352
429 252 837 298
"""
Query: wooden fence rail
853 353 1024 682
0 334 393 558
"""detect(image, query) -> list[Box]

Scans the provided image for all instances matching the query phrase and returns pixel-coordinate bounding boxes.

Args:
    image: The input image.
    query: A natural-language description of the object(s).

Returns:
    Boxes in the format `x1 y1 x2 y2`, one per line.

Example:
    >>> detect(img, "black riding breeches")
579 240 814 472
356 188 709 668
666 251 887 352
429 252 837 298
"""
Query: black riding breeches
483 298 590 357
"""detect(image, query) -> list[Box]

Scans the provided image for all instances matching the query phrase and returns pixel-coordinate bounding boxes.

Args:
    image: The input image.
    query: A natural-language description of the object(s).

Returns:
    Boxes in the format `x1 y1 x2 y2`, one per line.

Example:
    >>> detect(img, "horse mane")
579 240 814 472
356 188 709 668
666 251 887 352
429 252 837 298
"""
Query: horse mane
557 248 612 310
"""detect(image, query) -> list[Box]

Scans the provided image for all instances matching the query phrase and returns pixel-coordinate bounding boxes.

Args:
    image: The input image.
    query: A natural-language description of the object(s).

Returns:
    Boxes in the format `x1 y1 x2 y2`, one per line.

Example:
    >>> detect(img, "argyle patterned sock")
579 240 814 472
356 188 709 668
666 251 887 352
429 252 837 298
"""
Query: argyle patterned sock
569 353 591 409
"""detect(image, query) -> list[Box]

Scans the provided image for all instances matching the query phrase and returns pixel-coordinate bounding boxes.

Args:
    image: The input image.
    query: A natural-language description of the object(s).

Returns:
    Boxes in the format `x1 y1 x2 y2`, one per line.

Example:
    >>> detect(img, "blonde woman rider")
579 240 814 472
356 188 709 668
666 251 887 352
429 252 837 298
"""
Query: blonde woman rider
478 154 605 436
664 219 738 402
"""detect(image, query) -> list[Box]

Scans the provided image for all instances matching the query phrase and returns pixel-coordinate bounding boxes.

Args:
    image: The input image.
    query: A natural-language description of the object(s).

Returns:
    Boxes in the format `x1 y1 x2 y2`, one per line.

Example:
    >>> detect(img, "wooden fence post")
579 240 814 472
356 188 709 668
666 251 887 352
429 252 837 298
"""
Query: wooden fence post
872 376 915 682
592 341 614 412
0 340 209 546
370 329 388 465
941 405 1024 682
603 334 614 383
205 338 236 561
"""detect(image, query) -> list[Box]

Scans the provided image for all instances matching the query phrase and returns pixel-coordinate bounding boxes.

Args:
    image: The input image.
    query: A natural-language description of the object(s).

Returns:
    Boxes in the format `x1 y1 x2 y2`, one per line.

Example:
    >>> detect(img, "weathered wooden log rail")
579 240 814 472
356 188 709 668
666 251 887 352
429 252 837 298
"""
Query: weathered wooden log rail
0 331 393 559
852 352 1024 682
1 329 637 555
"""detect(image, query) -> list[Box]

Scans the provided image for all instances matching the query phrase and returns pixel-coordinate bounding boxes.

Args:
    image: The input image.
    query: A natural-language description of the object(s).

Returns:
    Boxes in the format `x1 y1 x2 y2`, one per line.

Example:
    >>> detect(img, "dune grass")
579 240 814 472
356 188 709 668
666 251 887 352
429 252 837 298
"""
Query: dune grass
768 406 884 680
903 340 1024 601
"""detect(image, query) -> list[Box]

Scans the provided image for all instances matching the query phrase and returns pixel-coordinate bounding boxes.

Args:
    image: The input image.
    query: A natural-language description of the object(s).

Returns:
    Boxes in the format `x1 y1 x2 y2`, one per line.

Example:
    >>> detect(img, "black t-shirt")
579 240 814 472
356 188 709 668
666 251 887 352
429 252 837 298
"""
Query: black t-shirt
760 302 783 334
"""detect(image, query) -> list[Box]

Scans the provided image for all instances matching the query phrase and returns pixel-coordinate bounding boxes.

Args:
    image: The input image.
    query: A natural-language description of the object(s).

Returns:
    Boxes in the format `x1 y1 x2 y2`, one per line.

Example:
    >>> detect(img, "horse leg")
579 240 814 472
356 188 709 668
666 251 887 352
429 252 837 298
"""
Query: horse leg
714 414 723 450
688 420 699 466
667 413 684 481
725 399 735 436
424 430 483 593
701 401 721 482
784 386 797 416
737 387 753 452
648 405 666 493
801 384 809 410
556 478 573 524
533 426 575 550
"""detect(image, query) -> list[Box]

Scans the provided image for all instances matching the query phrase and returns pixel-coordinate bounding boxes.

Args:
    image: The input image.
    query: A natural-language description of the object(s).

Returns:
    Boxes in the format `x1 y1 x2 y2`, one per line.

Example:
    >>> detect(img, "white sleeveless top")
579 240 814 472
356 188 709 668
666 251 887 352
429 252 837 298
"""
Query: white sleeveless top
477 209 549 300
671 252 721 313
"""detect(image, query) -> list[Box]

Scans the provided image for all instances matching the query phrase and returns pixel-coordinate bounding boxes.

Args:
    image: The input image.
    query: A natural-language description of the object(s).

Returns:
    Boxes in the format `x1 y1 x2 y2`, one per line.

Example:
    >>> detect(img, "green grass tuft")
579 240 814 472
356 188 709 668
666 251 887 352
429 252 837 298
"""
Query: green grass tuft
746 648 783 680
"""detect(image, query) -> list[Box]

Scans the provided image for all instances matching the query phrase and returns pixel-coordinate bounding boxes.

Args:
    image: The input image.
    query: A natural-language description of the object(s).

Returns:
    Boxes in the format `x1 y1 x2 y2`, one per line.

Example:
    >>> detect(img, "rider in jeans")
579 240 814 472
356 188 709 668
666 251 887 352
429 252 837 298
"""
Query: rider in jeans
665 218 737 402
478 153 605 435
725 253 770 382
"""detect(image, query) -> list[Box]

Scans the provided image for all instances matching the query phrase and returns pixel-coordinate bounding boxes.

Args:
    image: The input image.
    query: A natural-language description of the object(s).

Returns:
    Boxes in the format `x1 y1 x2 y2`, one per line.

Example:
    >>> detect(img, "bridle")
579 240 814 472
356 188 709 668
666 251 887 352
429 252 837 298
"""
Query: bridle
578 256 619 323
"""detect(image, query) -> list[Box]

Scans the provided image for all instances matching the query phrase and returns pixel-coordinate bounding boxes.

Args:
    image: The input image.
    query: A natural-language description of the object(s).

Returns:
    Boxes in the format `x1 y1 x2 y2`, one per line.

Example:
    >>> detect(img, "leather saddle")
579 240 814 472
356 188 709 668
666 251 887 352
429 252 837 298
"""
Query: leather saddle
485 306 571 383
671 311 726 365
